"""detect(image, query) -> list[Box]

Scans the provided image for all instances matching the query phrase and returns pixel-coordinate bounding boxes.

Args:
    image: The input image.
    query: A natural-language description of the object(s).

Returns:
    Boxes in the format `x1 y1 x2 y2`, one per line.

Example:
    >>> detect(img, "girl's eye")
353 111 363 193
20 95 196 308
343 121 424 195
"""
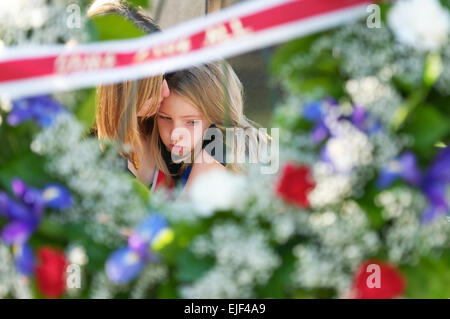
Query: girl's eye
160 116 170 120
187 120 200 125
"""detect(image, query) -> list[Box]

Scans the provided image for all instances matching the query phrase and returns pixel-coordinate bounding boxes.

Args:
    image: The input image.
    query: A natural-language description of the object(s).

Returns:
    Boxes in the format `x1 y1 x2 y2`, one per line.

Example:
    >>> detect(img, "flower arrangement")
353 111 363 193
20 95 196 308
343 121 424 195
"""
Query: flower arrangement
0 0 448 299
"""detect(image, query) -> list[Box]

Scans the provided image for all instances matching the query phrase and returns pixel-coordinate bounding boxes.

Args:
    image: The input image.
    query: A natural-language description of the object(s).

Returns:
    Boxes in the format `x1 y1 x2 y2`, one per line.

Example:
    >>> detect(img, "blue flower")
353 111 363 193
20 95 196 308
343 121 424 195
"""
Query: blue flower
106 212 169 284
302 101 324 122
302 99 353 145
105 246 146 284
41 183 72 210
420 147 449 223
7 95 66 128
377 152 422 189
13 242 35 276
132 213 168 246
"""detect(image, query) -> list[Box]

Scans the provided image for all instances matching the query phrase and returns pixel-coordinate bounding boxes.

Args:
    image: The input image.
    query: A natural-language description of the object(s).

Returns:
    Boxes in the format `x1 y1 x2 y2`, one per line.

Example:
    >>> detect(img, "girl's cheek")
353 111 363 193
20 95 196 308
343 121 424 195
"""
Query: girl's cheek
157 121 170 144
192 127 203 149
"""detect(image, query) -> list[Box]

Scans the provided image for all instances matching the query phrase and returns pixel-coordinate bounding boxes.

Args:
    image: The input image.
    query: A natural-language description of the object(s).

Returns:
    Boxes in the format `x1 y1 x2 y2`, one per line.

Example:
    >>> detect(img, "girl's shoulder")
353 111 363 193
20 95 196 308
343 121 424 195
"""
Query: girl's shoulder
188 149 226 181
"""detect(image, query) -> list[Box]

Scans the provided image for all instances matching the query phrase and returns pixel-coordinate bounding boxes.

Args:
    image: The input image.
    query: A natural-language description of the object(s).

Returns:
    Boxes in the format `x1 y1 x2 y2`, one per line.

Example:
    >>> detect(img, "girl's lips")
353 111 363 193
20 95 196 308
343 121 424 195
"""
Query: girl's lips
169 144 184 150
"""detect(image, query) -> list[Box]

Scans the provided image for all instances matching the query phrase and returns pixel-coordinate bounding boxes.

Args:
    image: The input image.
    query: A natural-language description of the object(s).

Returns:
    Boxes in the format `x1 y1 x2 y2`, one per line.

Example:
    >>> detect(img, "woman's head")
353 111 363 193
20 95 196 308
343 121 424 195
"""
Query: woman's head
89 0 170 162
95 77 169 157
151 60 271 174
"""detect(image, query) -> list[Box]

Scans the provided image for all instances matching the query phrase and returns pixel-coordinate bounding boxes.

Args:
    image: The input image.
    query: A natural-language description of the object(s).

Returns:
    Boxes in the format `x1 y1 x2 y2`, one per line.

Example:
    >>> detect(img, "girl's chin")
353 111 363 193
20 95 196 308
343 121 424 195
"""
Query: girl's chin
169 148 191 162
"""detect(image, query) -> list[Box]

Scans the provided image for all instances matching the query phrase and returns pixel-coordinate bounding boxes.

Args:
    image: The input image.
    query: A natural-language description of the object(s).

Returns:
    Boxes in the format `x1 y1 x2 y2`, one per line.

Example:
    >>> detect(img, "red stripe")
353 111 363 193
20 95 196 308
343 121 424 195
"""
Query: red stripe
155 170 175 190
0 0 369 84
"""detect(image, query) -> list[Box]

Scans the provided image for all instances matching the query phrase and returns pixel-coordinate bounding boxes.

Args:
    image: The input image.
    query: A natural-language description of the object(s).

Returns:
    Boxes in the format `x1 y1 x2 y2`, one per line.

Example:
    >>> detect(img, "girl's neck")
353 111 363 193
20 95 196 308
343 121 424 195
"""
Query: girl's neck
133 134 155 184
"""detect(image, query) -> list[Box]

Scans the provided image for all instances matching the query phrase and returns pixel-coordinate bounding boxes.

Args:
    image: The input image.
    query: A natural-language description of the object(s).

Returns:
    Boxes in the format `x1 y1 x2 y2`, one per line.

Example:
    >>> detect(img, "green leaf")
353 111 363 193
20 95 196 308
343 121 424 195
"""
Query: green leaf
75 88 96 130
401 252 450 298
131 177 150 204
255 246 296 298
128 0 149 8
157 273 180 298
174 249 214 283
157 220 210 264
270 35 321 76
91 14 147 41
424 52 443 88
401 104 449 158
0 153 49 190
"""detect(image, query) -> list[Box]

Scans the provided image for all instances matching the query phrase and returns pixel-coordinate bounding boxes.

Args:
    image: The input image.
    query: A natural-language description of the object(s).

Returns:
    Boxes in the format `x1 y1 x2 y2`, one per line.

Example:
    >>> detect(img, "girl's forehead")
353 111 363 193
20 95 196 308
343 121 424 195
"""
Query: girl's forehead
159 93 203 117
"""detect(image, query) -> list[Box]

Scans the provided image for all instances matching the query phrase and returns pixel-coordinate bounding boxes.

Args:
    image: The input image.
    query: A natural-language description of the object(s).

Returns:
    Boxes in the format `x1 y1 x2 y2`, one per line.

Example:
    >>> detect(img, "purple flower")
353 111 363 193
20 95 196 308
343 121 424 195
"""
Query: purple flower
10 178 45 220
377 152 422 189
11 179 27 198
0 194 36 224
13 243 35 276
311 121 329 144
1 221 35 245
423 147 450 184
0 193 7 218
420 147 449 223
350 106 382 135
0 178 72 276
127 213 168 258
7 95 66 128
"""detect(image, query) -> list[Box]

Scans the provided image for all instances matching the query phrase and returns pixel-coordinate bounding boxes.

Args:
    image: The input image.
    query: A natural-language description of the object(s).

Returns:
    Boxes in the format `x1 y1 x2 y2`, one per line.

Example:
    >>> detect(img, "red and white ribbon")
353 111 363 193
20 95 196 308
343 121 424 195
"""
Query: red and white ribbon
0 0 371 99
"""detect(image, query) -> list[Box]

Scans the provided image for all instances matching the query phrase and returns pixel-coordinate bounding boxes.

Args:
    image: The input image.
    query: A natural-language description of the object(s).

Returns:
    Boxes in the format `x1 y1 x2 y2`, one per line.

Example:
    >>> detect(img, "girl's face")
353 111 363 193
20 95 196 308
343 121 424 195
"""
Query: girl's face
137 79 170 118
157 92 210 159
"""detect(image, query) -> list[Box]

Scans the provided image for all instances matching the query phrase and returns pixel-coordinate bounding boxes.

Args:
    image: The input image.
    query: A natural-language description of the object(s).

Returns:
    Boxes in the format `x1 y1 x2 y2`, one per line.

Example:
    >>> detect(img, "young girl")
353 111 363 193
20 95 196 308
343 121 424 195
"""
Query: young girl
146 60 272 196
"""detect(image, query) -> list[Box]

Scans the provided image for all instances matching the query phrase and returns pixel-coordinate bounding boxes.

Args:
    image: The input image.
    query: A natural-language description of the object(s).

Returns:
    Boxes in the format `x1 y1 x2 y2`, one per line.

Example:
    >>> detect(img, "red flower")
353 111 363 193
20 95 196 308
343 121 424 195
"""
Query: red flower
349 260 406 299
35 246 67 298
275 162 315 208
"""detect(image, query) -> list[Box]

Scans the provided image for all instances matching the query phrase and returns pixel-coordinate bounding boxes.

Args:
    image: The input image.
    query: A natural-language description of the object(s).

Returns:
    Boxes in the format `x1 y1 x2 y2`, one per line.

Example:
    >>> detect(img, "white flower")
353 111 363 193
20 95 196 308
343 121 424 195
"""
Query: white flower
388 0 450 51
67 245 88 266
187 169 247 216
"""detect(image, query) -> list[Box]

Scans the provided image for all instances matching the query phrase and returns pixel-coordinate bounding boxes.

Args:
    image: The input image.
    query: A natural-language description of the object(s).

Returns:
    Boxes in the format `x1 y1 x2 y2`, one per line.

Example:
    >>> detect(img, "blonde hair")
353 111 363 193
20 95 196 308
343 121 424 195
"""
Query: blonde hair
89 0 167 173
151 60 272 177
95 77 163 164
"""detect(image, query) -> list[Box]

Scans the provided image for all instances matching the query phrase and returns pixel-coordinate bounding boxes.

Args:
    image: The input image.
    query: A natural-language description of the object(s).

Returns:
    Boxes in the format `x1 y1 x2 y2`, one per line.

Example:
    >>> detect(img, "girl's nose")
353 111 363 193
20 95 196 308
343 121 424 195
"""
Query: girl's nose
170 126 186 143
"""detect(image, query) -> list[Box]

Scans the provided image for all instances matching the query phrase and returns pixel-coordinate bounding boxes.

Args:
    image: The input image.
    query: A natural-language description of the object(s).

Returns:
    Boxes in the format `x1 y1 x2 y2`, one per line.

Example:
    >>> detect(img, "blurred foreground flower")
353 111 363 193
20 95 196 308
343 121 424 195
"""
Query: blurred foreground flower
420 147 450 223
35 246 68 298
388 0 450 51
377 152 422 189
187 169 247 216
105 212 173 284
349 260 406 299
7 94 66 127
0 178 72 275
275 162 315 208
